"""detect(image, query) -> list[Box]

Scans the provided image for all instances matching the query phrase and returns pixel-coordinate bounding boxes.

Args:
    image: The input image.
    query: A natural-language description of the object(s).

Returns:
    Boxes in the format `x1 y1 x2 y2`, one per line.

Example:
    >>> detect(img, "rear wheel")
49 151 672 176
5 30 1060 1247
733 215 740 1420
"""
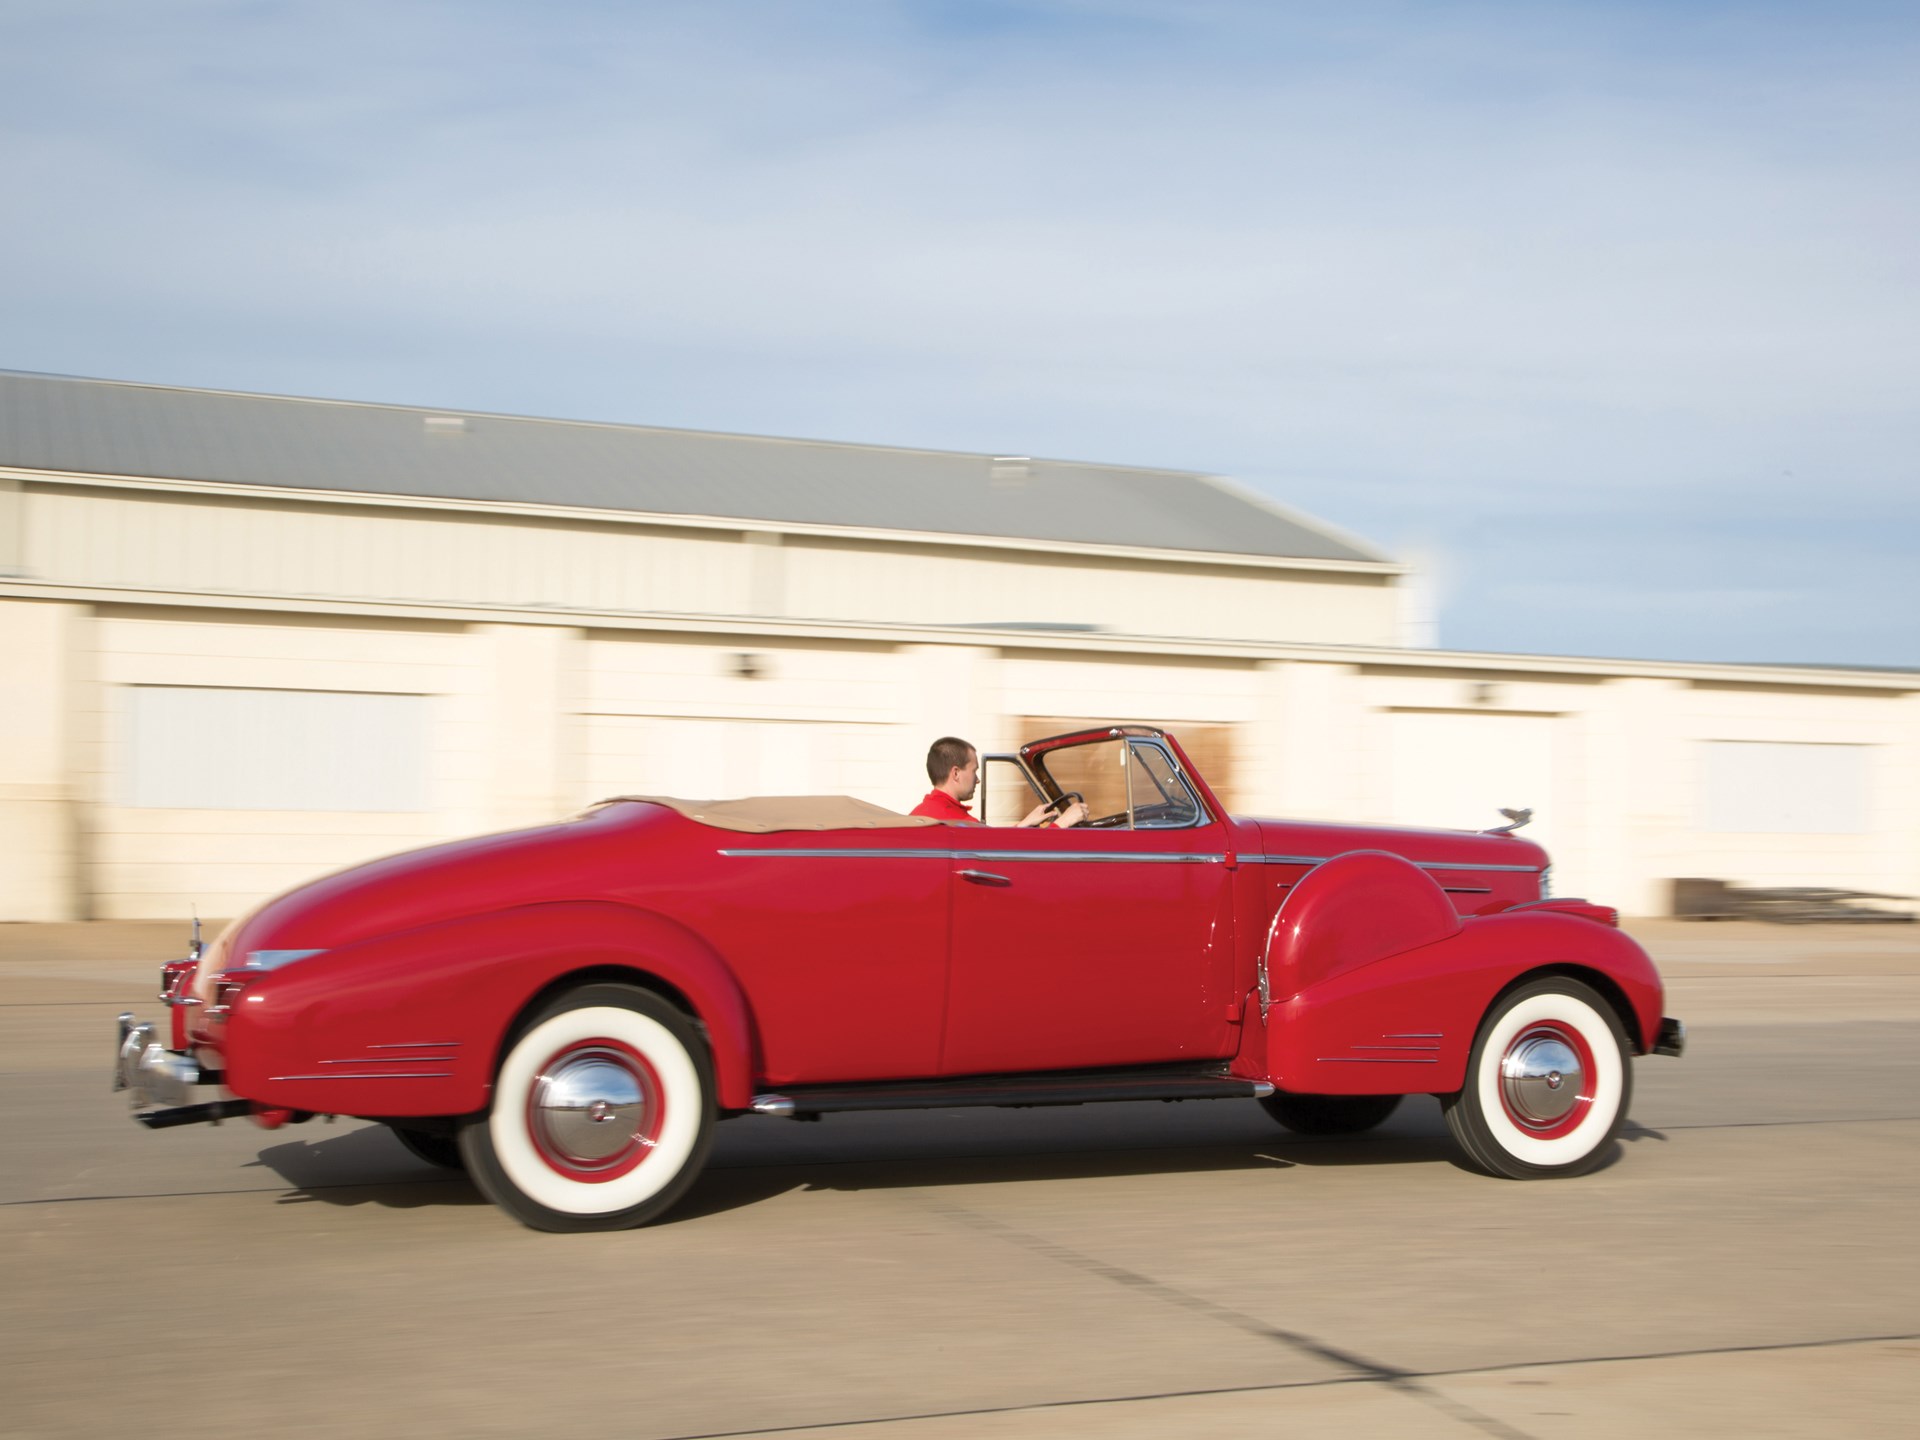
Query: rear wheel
1442 977 1631 1179
459 984 715 1232
1259 1092 1403 1136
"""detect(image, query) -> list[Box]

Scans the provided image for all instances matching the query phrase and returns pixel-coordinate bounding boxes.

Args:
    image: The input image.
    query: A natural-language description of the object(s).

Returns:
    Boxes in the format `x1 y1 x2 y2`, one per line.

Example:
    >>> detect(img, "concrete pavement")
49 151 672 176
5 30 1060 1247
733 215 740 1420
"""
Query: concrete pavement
2 918 1916 1438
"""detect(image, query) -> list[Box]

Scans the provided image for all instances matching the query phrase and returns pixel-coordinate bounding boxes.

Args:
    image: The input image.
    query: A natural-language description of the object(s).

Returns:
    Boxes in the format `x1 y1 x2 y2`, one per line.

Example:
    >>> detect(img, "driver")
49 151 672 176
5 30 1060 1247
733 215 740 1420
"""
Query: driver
911 737 1087 828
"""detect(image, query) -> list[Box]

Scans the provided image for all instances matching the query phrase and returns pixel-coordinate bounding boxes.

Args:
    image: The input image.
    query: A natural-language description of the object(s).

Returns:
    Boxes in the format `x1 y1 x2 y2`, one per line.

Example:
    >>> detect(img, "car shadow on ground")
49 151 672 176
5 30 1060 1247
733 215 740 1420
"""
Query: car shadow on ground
247 1123 487 1210
669 1130 1479 1224
243 1099 1612 1223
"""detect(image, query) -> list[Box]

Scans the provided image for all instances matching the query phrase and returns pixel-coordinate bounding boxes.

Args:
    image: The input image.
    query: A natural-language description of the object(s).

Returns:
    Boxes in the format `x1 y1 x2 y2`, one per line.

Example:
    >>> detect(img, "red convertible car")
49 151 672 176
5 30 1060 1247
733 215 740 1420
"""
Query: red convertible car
115 726 1683 1231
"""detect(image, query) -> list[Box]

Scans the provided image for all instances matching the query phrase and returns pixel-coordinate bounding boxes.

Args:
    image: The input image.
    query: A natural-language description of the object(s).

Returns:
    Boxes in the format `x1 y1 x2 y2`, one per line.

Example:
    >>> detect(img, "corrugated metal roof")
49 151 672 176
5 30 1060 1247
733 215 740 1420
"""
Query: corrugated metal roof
0 371 1389 565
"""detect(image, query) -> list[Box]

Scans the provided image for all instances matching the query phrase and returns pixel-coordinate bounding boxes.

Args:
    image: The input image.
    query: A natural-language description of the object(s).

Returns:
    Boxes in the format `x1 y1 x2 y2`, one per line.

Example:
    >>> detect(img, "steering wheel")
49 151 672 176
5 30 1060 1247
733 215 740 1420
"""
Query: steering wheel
1034 790 1085 827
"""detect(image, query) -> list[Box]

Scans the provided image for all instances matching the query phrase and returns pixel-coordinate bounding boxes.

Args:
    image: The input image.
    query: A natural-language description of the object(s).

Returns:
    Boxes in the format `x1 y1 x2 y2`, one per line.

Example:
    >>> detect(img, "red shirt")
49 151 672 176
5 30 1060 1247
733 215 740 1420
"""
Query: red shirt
910 789 984 825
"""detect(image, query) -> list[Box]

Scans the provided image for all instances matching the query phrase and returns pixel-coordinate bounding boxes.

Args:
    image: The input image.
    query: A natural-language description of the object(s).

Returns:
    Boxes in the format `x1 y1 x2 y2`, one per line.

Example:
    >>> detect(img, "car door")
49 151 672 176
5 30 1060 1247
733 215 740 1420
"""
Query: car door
940 737 1237 1076
696 825 953 1086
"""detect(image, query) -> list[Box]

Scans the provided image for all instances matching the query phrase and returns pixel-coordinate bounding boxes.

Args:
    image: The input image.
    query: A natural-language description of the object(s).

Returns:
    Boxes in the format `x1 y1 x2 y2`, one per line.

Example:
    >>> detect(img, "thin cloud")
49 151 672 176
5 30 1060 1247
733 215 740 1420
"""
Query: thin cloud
1 1 1914 665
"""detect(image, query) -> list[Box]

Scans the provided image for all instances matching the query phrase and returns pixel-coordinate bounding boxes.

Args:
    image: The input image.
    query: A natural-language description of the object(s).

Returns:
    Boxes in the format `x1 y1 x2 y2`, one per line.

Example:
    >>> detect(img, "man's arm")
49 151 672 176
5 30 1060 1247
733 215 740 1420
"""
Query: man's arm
1018 798 1087 828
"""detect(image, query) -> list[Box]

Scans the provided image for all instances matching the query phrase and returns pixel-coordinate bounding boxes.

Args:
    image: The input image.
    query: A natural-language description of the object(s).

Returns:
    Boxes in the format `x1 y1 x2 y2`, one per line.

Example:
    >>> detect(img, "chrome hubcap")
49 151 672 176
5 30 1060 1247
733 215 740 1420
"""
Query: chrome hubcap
530 1048 653 1169
1500 1027 1584 1127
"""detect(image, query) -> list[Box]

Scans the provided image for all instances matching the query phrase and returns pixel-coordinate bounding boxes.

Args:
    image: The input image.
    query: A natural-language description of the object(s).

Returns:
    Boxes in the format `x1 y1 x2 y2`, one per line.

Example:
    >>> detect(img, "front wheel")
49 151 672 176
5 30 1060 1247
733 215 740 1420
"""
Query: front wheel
459 984 715 1232
1259 1092 1402 1136
1442 977 1632 1179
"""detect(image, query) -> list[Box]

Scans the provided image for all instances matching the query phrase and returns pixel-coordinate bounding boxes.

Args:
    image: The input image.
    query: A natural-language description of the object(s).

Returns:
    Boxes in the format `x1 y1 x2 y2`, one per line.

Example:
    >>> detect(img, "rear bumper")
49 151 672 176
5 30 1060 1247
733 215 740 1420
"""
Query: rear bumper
114 1012 223 1110
1654 1016 1686 1058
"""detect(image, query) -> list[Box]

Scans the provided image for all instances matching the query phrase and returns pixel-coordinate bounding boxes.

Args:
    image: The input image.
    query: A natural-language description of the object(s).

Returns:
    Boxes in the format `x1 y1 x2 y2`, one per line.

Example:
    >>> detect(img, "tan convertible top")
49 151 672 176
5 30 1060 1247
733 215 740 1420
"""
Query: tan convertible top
592 794 944 833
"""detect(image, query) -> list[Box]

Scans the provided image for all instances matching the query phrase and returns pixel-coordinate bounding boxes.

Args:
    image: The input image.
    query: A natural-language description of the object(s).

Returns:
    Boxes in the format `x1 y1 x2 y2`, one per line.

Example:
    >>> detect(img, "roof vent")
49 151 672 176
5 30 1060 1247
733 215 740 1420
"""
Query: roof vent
423 415 467 435
990 455 1029 489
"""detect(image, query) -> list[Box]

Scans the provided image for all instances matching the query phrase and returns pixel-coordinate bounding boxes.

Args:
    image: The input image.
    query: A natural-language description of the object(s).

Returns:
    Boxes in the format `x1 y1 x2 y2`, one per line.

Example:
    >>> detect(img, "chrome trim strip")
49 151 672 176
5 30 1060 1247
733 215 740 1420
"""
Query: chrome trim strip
367 1041 463 1049
1314 1057 1439 1064
1500 897 1614 913
719 847 1226 864
1244 854 1541 874
317 1056 458 1065
686 827 1633 874
1257 906 1285 1023
1385 1033 1443 1038
718 848 948 859
241 949 328 971
1350 1044 1440 1051
957 850 1225 865
268 1072 451 1081
1442 885 1493 894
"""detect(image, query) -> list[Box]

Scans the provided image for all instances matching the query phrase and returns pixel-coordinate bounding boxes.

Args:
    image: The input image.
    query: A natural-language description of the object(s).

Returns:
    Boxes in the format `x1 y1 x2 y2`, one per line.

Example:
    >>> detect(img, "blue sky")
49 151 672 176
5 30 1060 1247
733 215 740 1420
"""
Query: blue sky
4 1 1915 666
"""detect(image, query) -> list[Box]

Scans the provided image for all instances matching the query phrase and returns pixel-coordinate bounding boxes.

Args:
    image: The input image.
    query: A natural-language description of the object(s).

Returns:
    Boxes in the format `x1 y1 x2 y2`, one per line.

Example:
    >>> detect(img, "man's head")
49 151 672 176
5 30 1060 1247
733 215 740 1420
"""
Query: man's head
926 736 979 800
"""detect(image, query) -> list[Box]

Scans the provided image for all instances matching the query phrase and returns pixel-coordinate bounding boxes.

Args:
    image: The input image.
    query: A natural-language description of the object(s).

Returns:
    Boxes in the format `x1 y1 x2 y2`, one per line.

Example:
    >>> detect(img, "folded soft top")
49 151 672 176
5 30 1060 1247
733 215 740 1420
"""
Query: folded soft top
593 795 944 833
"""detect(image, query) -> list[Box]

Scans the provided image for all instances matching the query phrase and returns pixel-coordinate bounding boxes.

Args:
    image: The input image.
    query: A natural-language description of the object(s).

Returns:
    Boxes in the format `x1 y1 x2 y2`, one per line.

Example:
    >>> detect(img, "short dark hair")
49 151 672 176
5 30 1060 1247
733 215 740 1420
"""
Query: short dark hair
926 736 976 785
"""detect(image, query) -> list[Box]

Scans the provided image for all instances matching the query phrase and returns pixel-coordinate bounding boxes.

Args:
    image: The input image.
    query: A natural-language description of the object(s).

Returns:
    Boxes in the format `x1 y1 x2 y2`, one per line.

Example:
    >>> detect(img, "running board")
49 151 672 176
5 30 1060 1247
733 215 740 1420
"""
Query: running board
750 1067 1273 1118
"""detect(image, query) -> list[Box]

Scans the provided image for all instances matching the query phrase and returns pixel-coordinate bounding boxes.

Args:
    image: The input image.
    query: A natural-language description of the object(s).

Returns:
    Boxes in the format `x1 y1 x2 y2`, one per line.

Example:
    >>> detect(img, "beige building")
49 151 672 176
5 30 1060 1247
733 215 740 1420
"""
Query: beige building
2 372 1915 922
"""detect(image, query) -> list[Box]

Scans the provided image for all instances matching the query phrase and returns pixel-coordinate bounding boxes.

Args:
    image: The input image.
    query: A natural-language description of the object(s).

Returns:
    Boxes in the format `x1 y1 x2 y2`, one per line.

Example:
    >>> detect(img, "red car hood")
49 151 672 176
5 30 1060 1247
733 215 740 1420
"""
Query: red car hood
1244 816 1548 873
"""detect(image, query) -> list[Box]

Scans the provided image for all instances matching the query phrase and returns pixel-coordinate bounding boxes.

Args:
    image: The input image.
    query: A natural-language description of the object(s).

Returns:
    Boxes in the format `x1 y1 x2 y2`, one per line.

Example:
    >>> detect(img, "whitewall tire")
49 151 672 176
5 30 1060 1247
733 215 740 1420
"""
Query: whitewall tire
1442 977 1631 1179
460 984 715 1232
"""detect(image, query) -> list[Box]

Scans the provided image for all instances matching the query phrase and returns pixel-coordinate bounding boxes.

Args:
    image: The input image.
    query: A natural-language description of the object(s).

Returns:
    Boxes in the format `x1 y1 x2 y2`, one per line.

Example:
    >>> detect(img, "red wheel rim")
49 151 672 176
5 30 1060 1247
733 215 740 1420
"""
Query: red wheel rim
1497 1019 1597 1141
524 1036 665 1184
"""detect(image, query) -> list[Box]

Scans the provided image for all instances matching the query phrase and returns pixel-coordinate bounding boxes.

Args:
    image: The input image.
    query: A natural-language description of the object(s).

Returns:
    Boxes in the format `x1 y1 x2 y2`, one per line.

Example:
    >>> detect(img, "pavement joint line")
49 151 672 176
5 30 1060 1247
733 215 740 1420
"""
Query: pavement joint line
0 1176 470 1208
1410 1329 1920 1381
641 1377 1447 1440
915 1196 1537 1440
642 1331 1920 1440
1626 1114 1920 1133
1667 973 1920 980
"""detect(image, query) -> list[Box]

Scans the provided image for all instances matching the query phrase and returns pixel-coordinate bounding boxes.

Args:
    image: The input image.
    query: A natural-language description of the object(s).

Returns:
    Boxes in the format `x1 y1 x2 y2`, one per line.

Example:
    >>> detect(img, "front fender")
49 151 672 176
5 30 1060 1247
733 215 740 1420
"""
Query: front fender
222 901 757 1115
1262 850 1462 1003
1259 910 1664 1094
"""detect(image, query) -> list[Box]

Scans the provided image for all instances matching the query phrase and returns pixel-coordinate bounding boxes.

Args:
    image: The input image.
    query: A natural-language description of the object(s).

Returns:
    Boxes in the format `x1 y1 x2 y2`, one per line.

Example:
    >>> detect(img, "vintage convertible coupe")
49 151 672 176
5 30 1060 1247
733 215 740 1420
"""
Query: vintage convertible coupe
115 726 1683 1231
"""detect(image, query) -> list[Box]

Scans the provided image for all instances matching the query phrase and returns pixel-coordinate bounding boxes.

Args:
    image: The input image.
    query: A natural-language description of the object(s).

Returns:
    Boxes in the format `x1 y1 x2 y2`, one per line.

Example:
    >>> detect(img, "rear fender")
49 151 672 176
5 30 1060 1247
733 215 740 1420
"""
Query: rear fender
222 902 757 1115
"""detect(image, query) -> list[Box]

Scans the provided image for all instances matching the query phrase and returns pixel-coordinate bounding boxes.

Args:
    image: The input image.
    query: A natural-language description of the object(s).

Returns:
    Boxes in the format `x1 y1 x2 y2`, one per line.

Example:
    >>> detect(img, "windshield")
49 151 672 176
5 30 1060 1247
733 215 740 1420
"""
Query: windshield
1030 736 1205 829
1129 741 1202 828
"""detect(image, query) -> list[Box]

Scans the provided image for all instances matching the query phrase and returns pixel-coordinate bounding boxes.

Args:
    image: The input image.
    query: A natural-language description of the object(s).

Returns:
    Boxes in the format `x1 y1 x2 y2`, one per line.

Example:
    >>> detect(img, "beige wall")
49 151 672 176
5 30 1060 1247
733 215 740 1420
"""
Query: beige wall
0 601 89 920
1672 682 1913 896
77 611 474 918
18 481 1404 648
3 474 1915 922
24 484 755 617
779 535 1396 644
574 633 915 808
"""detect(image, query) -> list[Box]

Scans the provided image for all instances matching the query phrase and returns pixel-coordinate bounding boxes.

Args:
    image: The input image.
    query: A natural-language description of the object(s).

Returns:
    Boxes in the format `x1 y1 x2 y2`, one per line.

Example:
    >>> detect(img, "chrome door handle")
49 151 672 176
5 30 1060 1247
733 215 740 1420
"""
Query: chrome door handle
959 869 1012 887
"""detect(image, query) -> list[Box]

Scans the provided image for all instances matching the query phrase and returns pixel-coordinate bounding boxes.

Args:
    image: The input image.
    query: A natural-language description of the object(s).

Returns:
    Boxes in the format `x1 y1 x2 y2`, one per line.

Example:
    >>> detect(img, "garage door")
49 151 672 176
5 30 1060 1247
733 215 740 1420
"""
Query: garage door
1021 717 1238 811
580 717 872 805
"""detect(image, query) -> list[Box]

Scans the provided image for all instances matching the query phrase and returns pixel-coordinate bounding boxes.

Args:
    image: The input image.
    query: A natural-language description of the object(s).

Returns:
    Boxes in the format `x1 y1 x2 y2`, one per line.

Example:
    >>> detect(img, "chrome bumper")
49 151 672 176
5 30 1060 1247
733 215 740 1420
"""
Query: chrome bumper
113 1013 213 1109
1654 1016 1686 1058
